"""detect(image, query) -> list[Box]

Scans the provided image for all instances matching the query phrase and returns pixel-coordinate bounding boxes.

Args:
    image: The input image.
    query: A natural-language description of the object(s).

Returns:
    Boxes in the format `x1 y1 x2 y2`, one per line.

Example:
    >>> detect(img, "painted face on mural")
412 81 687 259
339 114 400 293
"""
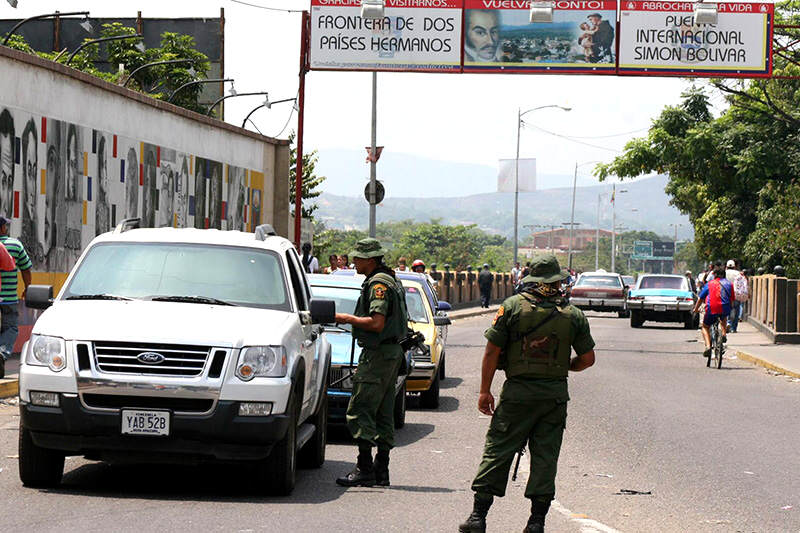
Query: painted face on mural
126 147 138 218
66 126 80 202
44 141 59 256
160 167 174 227
0 132 13 219
23 128 37 220
466 10 500 61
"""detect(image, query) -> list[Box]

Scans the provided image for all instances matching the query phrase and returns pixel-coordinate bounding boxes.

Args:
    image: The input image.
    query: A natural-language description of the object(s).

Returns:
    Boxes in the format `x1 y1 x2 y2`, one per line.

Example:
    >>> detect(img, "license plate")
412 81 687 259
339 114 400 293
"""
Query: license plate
589 292 608 298
121 409 170 436
654 305 667 312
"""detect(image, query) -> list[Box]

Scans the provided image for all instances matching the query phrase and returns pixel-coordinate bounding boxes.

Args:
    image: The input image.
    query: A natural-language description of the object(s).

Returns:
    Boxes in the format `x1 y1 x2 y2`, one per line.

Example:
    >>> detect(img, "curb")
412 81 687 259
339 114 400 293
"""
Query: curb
449 307 498 321
735 350 800 379
0 378 19 399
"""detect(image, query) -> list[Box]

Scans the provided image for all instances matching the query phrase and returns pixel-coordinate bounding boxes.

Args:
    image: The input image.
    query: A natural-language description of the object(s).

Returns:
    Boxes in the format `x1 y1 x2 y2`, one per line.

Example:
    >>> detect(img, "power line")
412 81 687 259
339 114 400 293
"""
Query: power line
228 0 304 12
522 122 622 153
563 127 650 139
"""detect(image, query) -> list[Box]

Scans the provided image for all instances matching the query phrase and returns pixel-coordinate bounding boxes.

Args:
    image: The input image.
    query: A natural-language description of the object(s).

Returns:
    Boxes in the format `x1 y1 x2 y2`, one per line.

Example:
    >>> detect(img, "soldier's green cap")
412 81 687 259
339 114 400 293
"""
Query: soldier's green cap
350 237 387 259
521 254 569 284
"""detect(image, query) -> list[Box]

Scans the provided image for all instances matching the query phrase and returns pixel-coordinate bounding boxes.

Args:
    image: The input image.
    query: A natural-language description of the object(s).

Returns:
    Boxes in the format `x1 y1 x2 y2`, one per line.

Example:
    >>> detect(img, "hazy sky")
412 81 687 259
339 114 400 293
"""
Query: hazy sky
4 1 729 189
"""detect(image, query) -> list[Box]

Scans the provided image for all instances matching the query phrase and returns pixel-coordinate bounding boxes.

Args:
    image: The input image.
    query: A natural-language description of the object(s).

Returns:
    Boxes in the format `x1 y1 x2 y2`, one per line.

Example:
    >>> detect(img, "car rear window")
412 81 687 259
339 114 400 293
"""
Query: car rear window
638 277 686 290
575 276 622 288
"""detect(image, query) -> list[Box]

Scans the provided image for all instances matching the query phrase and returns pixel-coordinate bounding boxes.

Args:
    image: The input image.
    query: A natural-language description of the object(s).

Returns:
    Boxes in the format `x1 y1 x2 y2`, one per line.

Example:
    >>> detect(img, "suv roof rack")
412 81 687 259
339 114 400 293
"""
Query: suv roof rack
113 218 141 234
254 224 277 241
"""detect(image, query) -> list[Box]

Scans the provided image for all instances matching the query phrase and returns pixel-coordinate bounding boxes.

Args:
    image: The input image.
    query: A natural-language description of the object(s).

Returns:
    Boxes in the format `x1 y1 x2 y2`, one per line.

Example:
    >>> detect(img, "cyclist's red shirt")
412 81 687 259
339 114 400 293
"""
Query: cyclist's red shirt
698 277 735 315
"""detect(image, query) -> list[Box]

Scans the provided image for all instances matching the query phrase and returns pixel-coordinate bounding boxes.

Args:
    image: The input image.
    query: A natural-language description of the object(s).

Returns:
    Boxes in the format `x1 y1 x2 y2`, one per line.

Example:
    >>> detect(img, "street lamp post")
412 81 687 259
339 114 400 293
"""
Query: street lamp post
669 223 682 274
66 34 144 66
610 184 628 273
2 11 90 45
206 91 271 117
568 160 599 269
513 104 571 265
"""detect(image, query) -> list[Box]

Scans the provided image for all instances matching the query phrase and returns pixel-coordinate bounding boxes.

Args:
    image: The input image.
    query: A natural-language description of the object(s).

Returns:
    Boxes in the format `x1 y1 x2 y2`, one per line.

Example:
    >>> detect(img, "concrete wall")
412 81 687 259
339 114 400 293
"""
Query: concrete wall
0 46 289 275
746 275 800 344
0 46 289 351
430 270 515 309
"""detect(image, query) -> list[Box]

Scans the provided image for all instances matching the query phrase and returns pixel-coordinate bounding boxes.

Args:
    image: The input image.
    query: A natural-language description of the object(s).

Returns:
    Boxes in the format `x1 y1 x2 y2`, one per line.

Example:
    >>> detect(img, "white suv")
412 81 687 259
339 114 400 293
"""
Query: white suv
18 222 333 496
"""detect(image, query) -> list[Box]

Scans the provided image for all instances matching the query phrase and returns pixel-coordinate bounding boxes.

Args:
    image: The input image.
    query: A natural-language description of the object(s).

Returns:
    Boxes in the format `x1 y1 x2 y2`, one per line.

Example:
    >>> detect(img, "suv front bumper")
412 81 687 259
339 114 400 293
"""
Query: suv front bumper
20 396 290 462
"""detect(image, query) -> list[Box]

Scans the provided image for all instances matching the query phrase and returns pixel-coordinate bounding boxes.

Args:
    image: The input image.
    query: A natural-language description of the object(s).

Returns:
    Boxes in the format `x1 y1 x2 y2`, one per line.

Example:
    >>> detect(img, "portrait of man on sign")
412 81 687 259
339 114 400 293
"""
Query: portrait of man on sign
465 9 501 62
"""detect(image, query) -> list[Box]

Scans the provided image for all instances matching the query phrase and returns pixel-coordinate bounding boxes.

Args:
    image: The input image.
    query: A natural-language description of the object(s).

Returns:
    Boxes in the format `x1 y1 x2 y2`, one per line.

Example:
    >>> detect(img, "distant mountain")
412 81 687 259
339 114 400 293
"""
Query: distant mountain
315 148 603 198
314 174 694 241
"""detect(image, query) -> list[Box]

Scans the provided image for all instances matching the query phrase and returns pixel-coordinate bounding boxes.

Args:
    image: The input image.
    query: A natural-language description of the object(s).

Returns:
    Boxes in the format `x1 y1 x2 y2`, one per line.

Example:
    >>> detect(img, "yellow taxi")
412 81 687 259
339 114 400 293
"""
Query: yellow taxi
400 277 451 409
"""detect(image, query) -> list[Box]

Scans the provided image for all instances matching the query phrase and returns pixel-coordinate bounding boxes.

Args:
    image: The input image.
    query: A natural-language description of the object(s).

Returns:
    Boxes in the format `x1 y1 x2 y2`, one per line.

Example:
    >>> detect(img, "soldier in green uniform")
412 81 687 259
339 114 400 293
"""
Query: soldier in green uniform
334 238 409 488
459 255 596 533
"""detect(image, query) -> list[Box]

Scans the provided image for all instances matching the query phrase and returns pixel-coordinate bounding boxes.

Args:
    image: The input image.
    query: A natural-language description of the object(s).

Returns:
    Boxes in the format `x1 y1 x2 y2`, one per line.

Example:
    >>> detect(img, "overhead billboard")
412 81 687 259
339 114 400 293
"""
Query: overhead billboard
309 0 463 72
632 240 653 259
463 0 617 73
618 1 774 77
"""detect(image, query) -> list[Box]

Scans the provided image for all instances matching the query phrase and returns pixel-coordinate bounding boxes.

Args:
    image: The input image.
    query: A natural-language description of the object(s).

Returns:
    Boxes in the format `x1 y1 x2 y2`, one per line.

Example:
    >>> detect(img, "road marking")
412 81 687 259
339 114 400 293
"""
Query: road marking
517 447 623 533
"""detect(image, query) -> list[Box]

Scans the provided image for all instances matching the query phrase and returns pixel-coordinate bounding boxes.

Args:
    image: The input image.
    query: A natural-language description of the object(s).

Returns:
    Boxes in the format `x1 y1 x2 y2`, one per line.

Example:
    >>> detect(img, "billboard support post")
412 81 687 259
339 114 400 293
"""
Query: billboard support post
369 72 377 238
294 10 310 249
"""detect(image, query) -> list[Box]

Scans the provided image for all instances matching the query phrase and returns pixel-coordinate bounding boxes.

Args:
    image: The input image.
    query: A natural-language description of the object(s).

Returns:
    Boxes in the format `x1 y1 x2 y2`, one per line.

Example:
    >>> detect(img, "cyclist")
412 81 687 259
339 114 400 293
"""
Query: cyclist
692 260 735 358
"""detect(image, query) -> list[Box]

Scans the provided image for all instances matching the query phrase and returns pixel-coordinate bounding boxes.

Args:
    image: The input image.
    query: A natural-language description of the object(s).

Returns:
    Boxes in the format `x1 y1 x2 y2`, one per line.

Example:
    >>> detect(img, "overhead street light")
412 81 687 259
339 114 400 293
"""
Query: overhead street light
530 1 555 23
123 58 194 88
66 34 144 66
3 11 90 46
7 0 18 8
693 3 718 25
241 96 297 128
611 184 628 273
168 78 233 103
361 0 385 19
513 104 571 264
206 91 271 117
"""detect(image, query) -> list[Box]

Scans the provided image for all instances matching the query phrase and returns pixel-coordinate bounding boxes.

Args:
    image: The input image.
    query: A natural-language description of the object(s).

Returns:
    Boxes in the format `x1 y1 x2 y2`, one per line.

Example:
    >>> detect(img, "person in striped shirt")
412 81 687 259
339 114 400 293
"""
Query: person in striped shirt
0 216 32 378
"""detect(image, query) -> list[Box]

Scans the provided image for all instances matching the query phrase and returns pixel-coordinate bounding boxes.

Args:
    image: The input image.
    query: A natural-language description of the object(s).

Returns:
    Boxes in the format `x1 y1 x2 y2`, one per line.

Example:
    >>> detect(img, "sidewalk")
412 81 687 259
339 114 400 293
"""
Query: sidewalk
0 354 19 399
447 304 499 321
727 321 800 379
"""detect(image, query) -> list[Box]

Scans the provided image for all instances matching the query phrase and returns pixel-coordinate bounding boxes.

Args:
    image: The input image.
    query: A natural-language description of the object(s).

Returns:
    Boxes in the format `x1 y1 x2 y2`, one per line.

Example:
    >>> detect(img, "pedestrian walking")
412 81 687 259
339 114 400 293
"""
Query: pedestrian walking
334 238 409 488
459 255 596 533
478 264 493 308
300 242 319 273
0 216 32 378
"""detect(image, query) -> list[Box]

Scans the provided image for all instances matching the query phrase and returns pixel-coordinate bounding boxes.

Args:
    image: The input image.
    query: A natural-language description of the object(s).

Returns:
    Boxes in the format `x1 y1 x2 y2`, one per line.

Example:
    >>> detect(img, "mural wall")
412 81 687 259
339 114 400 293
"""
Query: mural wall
0 103 267 273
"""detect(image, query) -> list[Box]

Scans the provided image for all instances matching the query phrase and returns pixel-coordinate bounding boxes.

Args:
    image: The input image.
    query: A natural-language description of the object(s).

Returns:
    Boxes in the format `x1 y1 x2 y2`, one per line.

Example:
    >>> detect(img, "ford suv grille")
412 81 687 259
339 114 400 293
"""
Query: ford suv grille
93 341 211 377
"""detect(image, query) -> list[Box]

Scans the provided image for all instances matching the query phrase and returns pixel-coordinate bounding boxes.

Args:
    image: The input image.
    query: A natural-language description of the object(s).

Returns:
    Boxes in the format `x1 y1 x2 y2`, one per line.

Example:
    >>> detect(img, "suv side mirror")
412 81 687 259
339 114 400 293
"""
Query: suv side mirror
26 285 54 310
433 316 451 326
310 298 335 324
436 301 452 312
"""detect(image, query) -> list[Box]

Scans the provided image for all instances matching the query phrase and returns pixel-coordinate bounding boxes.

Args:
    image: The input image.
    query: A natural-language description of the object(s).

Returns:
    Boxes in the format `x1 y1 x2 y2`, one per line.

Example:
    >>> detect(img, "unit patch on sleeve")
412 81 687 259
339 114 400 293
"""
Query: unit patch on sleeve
373 283 387 299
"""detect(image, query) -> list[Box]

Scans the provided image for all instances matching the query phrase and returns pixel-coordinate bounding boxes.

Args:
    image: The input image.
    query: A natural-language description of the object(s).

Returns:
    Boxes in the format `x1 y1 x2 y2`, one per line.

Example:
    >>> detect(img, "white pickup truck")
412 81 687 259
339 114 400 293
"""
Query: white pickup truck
18 221 333 496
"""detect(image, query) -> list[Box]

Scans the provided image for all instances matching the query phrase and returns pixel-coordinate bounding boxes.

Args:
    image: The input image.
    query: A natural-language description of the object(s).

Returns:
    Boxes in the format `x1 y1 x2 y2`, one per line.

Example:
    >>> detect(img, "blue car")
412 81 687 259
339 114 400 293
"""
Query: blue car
308 274 413 428
627 274 699 329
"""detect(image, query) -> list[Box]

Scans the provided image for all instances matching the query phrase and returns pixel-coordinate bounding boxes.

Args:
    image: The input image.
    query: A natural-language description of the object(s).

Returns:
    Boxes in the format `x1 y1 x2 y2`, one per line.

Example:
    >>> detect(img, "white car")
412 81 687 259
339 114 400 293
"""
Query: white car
18 221 333 496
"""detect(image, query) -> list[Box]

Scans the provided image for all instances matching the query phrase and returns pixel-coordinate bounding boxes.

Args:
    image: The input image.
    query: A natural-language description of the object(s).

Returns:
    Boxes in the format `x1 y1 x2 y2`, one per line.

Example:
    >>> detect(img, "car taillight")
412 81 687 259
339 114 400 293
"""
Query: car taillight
679 297 694 301
628 296 644 301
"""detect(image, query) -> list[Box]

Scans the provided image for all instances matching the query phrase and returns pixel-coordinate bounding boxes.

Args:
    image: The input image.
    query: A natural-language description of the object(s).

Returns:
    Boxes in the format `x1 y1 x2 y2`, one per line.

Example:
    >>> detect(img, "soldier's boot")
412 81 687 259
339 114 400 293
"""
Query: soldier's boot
336 440 376 487
373 448 390 486
522 499 551 533
458 493 493 533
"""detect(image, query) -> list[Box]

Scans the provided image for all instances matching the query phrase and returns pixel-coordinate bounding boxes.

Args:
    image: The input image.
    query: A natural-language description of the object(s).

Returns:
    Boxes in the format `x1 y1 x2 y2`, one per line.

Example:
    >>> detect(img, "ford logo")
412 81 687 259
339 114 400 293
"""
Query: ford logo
137 352 166 365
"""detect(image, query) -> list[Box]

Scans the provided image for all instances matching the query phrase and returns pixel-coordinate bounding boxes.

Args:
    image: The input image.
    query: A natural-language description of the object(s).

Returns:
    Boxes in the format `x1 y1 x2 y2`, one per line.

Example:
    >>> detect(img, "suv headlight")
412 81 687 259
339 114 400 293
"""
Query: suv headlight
27 335 67 372
235 346 287 381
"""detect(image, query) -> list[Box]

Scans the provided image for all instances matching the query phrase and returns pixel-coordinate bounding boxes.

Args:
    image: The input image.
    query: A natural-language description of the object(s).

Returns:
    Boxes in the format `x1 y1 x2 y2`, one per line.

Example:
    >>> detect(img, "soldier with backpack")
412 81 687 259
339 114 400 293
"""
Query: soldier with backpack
459 255 596 533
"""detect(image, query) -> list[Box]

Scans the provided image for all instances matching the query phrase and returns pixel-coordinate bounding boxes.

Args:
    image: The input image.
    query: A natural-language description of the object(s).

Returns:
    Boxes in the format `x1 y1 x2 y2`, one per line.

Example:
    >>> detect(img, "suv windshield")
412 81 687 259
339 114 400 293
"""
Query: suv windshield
63 242 290 310
638 276 686 290
576 275 621 288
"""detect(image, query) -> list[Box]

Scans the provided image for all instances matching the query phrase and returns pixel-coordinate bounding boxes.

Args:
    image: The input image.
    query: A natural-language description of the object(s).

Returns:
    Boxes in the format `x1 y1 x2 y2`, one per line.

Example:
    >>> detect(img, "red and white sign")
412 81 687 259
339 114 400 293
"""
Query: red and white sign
618 1 774 77
310 0 463 72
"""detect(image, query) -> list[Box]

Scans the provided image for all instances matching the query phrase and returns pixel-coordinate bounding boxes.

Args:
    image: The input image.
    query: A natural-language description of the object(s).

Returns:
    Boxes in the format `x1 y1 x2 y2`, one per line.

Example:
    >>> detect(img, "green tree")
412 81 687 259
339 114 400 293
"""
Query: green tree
289 131 327 220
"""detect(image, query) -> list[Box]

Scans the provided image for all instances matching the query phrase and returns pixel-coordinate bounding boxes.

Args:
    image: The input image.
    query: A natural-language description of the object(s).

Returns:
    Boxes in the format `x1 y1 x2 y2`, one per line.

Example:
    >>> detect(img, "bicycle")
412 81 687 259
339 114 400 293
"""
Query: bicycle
707 315 724 369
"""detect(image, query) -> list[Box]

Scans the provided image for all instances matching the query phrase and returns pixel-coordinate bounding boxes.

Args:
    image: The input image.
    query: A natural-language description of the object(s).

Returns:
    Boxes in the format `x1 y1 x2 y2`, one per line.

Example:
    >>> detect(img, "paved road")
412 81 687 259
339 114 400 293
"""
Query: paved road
1 313 798 532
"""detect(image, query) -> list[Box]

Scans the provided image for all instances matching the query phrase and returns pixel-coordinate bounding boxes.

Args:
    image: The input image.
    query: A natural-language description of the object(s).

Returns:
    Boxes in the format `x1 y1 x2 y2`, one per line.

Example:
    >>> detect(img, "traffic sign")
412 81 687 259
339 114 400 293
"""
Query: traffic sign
632 240 652 259
364 180 385 205
653 241 675 259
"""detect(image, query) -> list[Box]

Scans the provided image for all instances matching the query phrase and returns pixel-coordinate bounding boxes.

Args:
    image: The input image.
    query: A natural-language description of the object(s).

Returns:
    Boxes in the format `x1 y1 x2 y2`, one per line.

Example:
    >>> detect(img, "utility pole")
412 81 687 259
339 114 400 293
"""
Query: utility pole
595 193 601 271
513 108 521 264
368 72 378 237
611 184 616 273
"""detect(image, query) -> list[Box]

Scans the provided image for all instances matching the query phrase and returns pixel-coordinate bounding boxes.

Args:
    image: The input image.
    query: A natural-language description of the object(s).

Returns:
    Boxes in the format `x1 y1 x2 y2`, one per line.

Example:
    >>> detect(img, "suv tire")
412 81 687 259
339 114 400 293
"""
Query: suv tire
260 392 298 496
299 376 328 469
394 381 407 429
420 370 440 409
19 427 64 488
